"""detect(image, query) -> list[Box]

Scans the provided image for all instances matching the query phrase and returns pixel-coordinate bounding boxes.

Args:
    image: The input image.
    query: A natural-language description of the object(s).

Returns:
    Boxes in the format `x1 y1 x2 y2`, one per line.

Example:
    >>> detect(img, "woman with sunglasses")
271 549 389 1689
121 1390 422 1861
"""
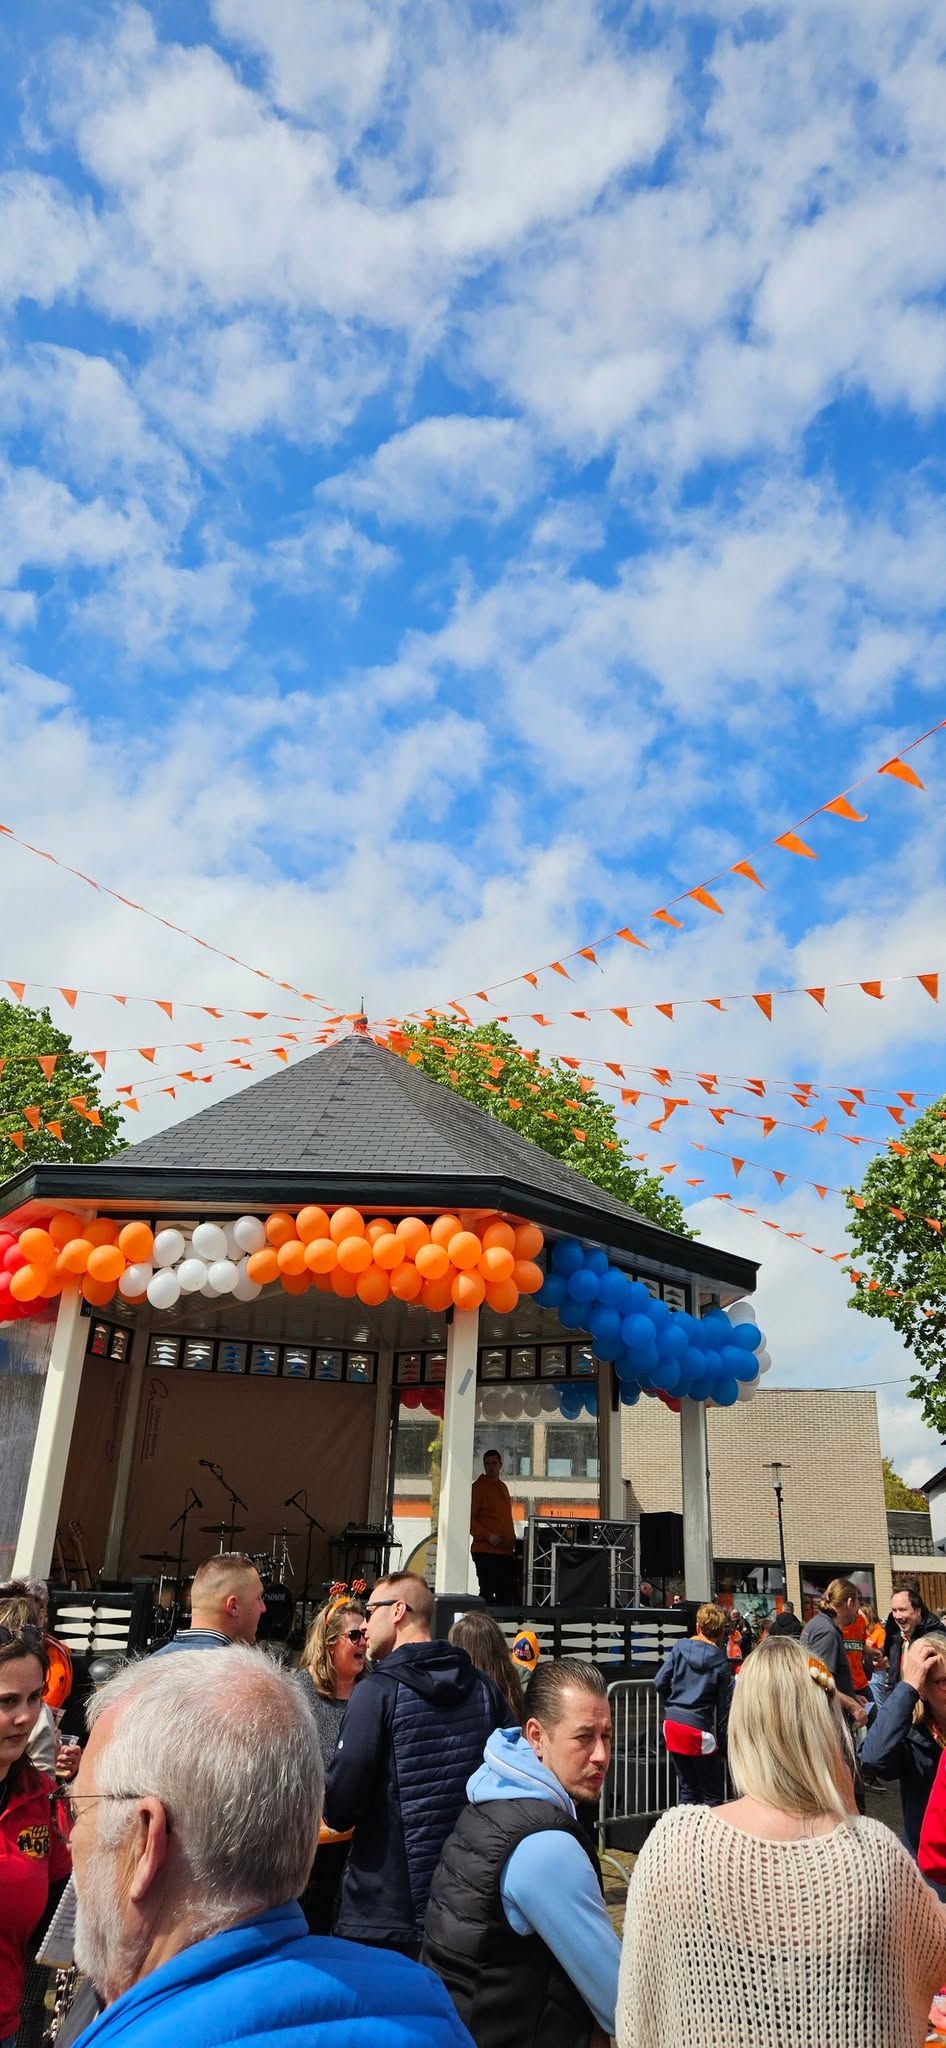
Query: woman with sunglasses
296 1599 368 1933
0 1610 71 2048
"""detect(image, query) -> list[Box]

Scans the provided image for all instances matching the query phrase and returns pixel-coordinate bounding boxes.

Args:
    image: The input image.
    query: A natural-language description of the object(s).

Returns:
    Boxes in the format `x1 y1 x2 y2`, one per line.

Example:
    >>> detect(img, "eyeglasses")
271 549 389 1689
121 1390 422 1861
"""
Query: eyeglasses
61 1790 171 1831
365 1600 414 1617
343 1629 369 1643
0 1624 44 1652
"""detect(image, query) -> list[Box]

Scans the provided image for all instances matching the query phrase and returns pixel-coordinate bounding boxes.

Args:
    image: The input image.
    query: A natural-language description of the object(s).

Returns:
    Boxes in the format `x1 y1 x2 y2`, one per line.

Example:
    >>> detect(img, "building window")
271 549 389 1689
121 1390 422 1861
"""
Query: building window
544 1426 599 1481
395 1423 438 1479
472 1424 533 1478
801 1563 876 1620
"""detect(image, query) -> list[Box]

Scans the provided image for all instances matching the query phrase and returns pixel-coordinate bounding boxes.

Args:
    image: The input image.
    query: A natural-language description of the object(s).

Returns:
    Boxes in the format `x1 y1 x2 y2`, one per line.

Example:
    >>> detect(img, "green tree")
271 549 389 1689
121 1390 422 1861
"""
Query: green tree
882 1457 928 1511
396 1017 690 1234
845 1095 946 1430
0 1000 125 1167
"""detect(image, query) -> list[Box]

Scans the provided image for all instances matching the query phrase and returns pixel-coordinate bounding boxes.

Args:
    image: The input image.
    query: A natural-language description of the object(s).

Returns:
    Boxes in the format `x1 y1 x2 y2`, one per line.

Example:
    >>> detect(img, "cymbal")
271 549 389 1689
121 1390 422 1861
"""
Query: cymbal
199 1523 246 1536
140 1553 187 1565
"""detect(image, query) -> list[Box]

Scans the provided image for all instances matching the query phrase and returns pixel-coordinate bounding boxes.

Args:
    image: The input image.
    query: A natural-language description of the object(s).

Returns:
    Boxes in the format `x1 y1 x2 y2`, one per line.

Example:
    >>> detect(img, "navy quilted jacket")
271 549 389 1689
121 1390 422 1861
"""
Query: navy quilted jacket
325 1641 510 1945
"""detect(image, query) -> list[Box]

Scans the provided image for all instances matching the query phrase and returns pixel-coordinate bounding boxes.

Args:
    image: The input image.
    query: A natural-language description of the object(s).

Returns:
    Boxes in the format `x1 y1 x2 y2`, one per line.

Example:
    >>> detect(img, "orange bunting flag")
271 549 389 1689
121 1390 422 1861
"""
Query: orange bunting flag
571 1129 586 1143
59 988 78 1007
732 1158 745 1177
745 1078 766 1096
162 1087 176 1099
549 962 571 979
617 929 648 948
918 973 939 1001
821 795 867 822
888 1206 906 1221
885 1105 905 1125
814 1186 828 1200
45 1120 64 1140
850 1194 866 1210
67 1096 87 1113
655 1003 675 1020
507 1098 522 1110
730 860 765 888
926 1219 943 1234
697 1075 718 1093
530 1015 552 1027
752 993 773 1020
570 1010 591 1021
861 981 884 1000
809 1116 828 1135
560 1056 580 1070
621 1089 641 1105
89 1051 107 1071
774 831 816 858
688 886 724 914
879 757 924 789
22 1106 41 1131
806 988 826 1007
154 1001 174 1019
121 1100 139 1113
578 949 598 965
36 1055 57 1080
7 983 25 1001
523 973 539 989
652 909 684 928
760 1117 778 1137
709 1107 732 1125
610 1007 632 1025
704 998 726 1011
8 1131 24 1150
270 1047 290 1063
139 1048 156 1063
605 1062 625 1077
772 1171 787 1186
111 993 127 1006
838 1100 857 1117
888 1141 908 1156
931 1152 946 1169
203 1007 224 1018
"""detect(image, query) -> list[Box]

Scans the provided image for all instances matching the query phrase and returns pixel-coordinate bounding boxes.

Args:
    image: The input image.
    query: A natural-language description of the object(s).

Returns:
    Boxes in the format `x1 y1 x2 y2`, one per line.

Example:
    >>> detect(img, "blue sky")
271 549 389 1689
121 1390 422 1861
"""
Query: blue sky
1 0 945 1477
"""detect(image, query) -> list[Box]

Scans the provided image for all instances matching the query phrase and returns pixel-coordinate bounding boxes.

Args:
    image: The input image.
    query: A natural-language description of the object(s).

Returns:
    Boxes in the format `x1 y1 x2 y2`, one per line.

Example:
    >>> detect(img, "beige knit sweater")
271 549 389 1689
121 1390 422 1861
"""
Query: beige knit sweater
617 1805 946 2048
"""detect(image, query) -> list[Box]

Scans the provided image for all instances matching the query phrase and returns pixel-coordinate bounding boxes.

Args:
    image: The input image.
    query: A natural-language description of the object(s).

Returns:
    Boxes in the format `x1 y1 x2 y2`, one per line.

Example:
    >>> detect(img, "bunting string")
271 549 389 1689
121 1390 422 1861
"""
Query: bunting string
0 977 360 1027
431 715 945 1007
415 967 940 1030
616 1119 946 1233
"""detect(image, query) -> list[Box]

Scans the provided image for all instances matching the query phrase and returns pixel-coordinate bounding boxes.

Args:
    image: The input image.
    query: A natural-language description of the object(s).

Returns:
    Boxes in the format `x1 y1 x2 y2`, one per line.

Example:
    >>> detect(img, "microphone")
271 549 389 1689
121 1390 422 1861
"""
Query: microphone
199 1459 219 1472
284 1491 302 1508
191 1490 203 1509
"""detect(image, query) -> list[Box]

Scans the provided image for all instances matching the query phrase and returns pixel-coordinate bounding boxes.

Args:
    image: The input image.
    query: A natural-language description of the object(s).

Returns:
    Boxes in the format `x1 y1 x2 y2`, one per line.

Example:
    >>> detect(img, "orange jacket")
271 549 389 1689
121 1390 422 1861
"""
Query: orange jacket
842 1610 870 1693
470 1475 514 1556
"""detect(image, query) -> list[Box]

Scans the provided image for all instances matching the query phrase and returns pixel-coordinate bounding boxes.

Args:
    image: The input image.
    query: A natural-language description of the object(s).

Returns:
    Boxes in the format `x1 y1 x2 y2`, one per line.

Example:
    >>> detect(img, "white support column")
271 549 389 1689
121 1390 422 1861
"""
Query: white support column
680 1398 714 1601
102 1342 145 1579
13 1290 87 1579
596 1362 624 1520
367 1347 394 1530
434 1307 480 1598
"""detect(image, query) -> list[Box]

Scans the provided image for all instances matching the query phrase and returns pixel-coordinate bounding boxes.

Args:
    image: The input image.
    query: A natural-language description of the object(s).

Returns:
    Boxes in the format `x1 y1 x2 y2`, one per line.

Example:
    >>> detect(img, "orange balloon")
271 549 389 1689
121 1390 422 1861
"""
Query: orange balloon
40 1270 65 1299
11 1263 46 1302
86 1218 119 1248
452 1270 485 1311
118 1221 154 1263
513 1259 544 1295
281 1271 310 1296
415 1241 449 1281
81 1275 116 1306
311 1271 334 1292
296 1206 330 1244
48 1211 81 1249
373 1233 405 1271
390 1262 424 1302
265 1211 296 1248
448 1230 482 1272
87 1244 125 1284
304 1238 338 1275
429 1213 461 1248
395 1216 431 1255
331 1267 359 1298
366 1218 394 1245
277 1238 307 1276
485 1279 520 1314
479 1244 515 1284
420 1275 454 1312
246 1247 280 1286
337 1234 373 1274
481 1219 516 1254
330 1207 365 1243
19 1228 56 1267
356 1266 390 1306
513 1222 544 1261
59 1238 92 1275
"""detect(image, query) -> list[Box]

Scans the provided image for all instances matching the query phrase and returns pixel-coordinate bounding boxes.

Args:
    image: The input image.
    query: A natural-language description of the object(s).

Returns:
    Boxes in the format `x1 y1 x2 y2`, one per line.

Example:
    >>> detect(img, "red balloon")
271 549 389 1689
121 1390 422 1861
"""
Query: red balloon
0 1234 15 1260
3 1244 26 1274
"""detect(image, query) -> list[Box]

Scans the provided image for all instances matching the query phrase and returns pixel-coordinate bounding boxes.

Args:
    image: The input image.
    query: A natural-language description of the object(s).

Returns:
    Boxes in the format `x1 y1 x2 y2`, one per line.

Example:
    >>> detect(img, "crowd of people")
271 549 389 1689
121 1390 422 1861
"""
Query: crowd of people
3 1561 946 2046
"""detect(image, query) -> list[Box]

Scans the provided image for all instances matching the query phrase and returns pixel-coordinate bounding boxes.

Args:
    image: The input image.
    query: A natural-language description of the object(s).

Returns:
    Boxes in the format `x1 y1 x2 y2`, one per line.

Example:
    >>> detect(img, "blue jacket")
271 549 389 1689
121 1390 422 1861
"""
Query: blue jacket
324 1640 510 1944
861 1680 942 1854
460 1726 621 2036
72 1901 473 2048
653 1637 733 1743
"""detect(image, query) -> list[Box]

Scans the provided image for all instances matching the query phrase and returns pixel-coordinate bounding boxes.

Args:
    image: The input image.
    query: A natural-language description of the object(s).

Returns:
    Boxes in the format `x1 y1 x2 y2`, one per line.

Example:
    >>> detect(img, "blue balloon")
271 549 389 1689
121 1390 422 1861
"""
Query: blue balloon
658 1319 688 1360
614 1349 637 1383
567 1267 599 1304
620 1385 641 1406
720 1344 748 1377
675 1311 698 1339
535 1272 566 1308
559 1392 583 1420
622 1313 657 1351
651 1358 682 1393
635 1366 655 1390
734 1354 760 1383
713 1377 739 1407
585 1248 609 1276
558 1302 586 1330
623 1280 652 1311
701 1318 727 1350
599 1268 630 1309
551 1238 584 1276
589 1305 622 1345
688 1374 712 1403
582 1388 599 1416
731 1323 763 1352
646 1296 671 1329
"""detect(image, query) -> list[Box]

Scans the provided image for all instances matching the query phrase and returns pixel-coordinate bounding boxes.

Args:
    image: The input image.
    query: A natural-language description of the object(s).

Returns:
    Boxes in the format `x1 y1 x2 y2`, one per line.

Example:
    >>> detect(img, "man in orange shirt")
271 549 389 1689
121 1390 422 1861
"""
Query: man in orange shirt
470 1450 518 1605
842 1600 875 1715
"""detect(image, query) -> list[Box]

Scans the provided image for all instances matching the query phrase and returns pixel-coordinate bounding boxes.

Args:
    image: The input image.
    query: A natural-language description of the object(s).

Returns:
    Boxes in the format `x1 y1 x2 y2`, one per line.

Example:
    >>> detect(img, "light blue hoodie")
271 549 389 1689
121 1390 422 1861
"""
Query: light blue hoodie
465 1725 620 2036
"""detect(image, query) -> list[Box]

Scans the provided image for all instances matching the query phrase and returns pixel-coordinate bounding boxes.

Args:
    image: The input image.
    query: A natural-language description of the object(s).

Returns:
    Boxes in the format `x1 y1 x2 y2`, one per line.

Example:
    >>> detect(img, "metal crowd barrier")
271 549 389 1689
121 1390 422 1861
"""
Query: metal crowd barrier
599 1678 674 1860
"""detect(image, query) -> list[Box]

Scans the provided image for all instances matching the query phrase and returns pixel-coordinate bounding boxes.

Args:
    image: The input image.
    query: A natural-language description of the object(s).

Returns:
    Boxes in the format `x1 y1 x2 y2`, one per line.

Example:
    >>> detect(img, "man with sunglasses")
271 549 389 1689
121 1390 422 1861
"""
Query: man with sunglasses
324 1575 512 1957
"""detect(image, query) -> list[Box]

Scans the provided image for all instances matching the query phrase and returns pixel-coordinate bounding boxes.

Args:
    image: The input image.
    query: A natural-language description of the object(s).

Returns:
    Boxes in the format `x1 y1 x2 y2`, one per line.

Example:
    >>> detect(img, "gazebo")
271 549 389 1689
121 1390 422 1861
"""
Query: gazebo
2 1028 756 1615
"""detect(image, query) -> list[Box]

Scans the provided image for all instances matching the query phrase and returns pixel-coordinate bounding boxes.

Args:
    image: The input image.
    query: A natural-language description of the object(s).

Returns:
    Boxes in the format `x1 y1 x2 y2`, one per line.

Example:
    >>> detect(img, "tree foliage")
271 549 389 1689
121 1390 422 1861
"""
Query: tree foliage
396 1017 691 1236
882 1457 928 1512
0 1000 125 1169
845 1095 946 1429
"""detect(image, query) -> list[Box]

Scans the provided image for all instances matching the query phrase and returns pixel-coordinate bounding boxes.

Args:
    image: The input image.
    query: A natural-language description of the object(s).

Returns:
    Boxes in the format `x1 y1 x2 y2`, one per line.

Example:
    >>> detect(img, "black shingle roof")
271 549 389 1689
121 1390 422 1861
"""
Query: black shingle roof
0 1034 757 1290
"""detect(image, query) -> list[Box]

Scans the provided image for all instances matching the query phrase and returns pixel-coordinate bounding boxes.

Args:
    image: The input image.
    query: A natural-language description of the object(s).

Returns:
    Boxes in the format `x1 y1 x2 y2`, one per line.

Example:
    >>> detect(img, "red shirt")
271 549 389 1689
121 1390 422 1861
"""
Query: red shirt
0 1760 71 2039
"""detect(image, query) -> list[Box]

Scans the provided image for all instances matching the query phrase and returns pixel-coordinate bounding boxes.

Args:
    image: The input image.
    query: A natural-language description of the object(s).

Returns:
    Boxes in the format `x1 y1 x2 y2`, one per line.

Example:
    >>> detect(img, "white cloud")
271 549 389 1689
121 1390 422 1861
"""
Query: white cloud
320 416 539 527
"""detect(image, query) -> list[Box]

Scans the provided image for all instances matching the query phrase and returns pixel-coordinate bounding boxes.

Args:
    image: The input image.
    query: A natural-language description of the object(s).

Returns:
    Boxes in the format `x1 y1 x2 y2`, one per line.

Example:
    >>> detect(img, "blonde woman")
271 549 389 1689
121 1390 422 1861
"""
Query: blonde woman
296 1599 367 1932
862 1631 946 1856
617 1637 946 2048
800 1578 868 1727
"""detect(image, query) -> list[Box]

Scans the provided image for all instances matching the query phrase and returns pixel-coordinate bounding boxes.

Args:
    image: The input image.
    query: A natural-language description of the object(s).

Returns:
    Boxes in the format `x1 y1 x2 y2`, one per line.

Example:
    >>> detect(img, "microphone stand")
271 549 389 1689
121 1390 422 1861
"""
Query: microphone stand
168 1488 201 1613
202 1460 249 1550
285 1489 324 1631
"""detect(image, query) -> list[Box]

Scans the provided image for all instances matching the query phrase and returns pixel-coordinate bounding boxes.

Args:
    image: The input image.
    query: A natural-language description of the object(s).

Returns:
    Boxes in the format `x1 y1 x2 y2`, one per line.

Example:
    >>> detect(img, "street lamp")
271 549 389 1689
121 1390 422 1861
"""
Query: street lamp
763 1461 791 1601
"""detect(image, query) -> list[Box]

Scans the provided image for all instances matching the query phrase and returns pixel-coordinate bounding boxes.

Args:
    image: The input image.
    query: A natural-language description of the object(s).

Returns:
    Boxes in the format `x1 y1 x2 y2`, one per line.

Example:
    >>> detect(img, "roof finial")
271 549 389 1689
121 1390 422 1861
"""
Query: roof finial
353 999 368 1036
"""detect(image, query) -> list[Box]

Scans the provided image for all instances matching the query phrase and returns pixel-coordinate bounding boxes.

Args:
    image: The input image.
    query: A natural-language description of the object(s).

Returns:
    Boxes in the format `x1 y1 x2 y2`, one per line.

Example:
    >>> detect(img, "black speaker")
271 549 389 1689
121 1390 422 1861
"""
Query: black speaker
639 1511 684 1577
555 1546 611 1607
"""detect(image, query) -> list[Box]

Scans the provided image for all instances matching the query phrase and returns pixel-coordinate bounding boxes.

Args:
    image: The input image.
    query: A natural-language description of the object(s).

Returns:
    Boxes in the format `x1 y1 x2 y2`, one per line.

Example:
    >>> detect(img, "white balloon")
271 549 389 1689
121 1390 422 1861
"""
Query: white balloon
727 1300 758 1325
192 1222 229 1262
153 1229 185 1269
224 1223 242 1261
758 1356 772 1374
177 1258 209 1295
232 1259 262 1303
147 1269 181 1310
502 1391 523 1418
523 1392 543 1418
540 1389 560 1413
481 1389 504 1417
207 1259 239 1295
737 1378 759 1400
200 1280 219 1297
756 1348 771 1370
119 1262 152 1298
233 1214 267 1253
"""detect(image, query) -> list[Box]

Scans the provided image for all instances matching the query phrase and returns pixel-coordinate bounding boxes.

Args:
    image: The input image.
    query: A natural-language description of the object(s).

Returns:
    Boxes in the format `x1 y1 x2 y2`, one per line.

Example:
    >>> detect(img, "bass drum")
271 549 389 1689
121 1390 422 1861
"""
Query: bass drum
257 1582 295 1643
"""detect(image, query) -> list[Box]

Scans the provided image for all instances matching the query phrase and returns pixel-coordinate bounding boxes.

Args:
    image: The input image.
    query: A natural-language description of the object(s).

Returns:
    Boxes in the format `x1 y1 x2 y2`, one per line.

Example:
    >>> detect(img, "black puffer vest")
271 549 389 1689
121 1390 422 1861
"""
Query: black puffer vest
421 1797 602 2048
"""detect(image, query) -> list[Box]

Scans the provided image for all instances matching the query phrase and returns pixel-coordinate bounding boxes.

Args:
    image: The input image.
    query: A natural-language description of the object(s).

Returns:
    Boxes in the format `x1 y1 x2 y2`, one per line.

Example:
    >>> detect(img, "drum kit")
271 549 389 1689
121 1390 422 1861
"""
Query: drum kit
143 1525 298 1646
